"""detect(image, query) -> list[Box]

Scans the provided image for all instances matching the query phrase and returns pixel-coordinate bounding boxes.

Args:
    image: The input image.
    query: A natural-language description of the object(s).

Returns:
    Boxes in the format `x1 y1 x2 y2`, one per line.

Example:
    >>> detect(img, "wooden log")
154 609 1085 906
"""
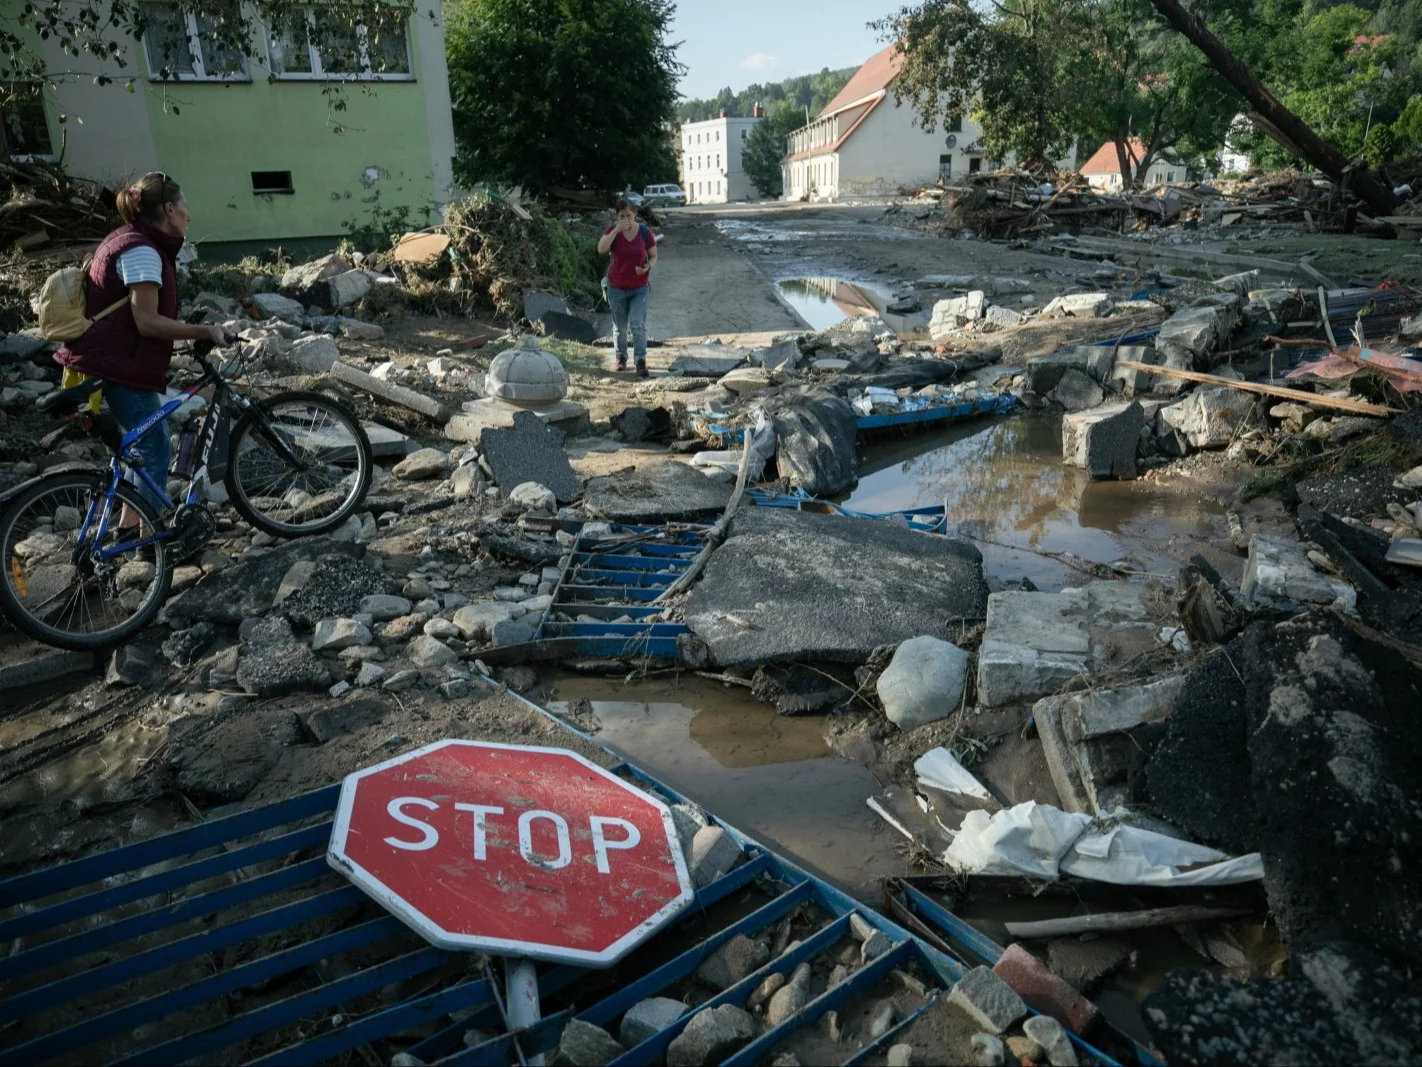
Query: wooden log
1113 361 1400 416
652 426 755 604
1005 905 1254 940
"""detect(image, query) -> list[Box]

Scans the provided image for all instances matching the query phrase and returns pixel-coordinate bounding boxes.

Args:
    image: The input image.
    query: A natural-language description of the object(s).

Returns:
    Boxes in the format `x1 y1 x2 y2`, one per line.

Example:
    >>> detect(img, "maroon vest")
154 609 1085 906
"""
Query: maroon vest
55 223 181 393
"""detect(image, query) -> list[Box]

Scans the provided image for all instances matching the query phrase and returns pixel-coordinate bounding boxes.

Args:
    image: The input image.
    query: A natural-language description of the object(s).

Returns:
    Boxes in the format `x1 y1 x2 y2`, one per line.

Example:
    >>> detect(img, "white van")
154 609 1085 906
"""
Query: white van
643 183 686 207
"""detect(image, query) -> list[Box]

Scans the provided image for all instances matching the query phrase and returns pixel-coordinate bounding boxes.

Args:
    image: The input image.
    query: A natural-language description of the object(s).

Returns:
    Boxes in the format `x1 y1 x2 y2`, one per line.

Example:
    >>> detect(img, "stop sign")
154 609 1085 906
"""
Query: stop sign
326 740 694 965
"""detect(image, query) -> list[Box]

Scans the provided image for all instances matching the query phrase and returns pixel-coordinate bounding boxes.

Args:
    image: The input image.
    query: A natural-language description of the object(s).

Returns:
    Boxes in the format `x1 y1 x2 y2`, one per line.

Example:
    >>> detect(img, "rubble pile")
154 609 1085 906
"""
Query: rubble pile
898 166 1422 241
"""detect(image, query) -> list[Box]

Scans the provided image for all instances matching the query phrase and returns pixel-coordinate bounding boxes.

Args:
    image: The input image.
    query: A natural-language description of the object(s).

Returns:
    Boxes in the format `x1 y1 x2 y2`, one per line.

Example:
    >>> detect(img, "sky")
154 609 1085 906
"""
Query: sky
668 0 906 101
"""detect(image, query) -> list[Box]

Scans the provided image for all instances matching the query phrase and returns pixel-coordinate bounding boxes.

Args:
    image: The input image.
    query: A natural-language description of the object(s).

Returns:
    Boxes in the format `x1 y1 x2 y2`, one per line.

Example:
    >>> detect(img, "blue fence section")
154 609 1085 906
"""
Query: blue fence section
748 487 951 535
529 523 710 659
0 684 1136 1067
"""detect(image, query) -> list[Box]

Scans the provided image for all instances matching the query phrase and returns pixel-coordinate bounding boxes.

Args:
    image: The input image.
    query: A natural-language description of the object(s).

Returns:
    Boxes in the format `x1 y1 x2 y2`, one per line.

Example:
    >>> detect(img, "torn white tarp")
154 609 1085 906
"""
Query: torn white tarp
689 410 775 481
914 747 993 804
944 801 1264 886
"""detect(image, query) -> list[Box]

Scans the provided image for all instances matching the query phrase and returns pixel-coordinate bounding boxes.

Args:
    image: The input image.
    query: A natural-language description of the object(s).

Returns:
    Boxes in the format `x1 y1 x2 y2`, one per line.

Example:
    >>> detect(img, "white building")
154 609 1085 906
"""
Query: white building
1079 138 1186 190
680 107 763 204
781 44 1076 201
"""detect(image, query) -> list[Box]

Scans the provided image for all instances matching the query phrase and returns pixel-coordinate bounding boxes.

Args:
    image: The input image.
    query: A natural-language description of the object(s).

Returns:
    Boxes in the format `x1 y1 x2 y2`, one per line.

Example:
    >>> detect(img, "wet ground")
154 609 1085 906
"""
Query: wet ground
545 672 912 900
845 413 1233 590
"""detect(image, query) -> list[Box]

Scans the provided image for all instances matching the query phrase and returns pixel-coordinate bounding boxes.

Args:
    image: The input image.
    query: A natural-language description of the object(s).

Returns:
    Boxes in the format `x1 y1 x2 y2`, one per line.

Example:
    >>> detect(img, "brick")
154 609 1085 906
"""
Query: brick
991 944 1097 1034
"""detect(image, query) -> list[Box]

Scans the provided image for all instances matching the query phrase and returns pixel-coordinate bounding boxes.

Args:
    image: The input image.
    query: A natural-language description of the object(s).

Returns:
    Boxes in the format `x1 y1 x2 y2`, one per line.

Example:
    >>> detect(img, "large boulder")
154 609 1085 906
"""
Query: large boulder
877 636 969 730
767 390 858 496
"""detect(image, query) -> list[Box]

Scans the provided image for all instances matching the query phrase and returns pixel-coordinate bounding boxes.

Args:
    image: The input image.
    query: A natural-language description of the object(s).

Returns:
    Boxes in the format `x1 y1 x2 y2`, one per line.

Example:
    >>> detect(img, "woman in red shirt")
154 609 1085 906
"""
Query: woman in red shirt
597 198 657 376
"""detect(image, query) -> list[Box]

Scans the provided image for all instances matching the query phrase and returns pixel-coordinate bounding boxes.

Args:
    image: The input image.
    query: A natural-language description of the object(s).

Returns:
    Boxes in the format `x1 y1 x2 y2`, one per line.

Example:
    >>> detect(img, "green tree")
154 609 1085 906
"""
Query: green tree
741 104 804 197
677 67 855 123
874 0 1095 167
1071 0 1238 186
446 0 682 195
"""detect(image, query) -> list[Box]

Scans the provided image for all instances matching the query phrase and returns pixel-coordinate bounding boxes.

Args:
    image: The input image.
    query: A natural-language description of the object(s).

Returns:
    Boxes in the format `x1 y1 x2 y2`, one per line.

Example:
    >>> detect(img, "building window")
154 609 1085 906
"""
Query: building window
141 1 251 81
251 170 294 194
939 154 952 181
716 154 720 169
968 156 982 174
1167 171 1176 182
716 181 721 194
2 82 55 158
948 113 962 133
741 128 747 140
268 7 412 79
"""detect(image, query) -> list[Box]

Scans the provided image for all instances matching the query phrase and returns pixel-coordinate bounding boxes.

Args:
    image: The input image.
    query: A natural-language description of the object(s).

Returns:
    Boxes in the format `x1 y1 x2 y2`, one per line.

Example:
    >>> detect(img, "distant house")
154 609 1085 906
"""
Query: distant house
2 1 456 248
1080 138 1185 191
780 44 1076 201
679 107 763 204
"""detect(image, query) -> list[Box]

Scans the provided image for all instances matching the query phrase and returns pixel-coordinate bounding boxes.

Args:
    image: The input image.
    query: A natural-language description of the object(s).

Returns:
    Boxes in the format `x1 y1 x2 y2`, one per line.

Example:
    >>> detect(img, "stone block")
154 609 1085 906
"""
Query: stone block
1053 369 1104 412
1158 386 1256 450
976 588 1090 708
1062 401 1143 480
552 1020 623 1067
312 618 372 652
251 292 306 323
451 602 517 642
1023 1014 1080 1067
993 944 1097 1035
947 966 1027 1035
689 825 741 887
665 1005 757 1067
326 270 373 309
1241 535 1357 613
406 634 458 667
695 933 768 991
620 997 688 1048
393 448 449 481
360 594 412 621
286 335 340 374
1042 293 1112 318
1157 306 1225 357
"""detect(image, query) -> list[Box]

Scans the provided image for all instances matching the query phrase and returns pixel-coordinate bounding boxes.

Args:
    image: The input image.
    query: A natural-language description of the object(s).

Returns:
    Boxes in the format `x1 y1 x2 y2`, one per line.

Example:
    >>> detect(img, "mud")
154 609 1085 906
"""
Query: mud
545 672 912 900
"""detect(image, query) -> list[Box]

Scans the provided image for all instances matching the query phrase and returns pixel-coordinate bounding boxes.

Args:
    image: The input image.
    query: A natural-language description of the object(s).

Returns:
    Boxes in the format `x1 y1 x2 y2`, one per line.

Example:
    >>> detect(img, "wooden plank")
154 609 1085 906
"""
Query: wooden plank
1113 361 1401 416
1005 905 1255 940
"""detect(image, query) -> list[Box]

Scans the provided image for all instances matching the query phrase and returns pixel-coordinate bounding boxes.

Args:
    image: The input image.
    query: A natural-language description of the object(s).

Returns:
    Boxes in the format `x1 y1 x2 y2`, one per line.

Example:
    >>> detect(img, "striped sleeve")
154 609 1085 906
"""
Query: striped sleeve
116 246 164 286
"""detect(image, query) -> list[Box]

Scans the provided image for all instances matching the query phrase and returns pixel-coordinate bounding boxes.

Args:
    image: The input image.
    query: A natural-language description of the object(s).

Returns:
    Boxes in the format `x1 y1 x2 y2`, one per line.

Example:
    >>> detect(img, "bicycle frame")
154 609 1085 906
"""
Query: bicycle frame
72 356 268 562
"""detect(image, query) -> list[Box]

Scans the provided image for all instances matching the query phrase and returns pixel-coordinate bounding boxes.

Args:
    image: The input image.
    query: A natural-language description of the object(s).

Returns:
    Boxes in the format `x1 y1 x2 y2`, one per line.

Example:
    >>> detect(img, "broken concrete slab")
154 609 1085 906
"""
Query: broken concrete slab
329 361 456 424
685 508 988 668
535 310 599 344
667 346 750 376
583 461 733 523
1156 306 1227 357
1241 535 1357 613
236 617 332 698
445 398 589 444
1052 369 1104 413
0 637 94 691
285 335 341 374
1034 673 1187 813
163 541 365 627
752 338 800 371
1062 400 1144 480
523 289 571 322
1042 293 1112 318
1158 386 1257 450
477 410 580 503
976 582 1163 707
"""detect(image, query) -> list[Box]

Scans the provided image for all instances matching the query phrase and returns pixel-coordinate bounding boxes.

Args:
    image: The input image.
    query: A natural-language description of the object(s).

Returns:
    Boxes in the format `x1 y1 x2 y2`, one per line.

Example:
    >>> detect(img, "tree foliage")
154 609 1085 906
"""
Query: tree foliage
741 104 805 197
873 0 1091 167
678 67 856 123
445 0 682 195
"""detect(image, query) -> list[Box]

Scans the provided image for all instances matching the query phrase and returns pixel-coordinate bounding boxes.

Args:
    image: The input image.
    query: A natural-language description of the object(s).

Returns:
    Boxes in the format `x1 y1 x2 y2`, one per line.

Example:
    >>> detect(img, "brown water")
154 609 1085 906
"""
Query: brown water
844 413 1230 591
546 673 911 900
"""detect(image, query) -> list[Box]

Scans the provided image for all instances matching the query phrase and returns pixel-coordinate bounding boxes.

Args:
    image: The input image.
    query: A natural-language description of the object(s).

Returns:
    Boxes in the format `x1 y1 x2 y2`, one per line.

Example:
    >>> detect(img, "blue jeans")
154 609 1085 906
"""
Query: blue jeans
103 383 170 510
607 283 649 364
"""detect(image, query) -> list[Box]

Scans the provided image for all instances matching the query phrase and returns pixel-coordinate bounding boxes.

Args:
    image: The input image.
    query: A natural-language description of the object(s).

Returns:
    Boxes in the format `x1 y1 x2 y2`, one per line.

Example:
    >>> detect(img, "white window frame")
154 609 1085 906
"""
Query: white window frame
141 3 252 82
268 7 415 82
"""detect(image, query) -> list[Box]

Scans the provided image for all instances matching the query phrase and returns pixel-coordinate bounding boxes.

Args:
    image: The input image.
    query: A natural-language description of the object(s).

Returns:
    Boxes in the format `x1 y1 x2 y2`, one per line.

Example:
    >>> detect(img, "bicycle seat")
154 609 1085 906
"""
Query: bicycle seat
37 378 104 416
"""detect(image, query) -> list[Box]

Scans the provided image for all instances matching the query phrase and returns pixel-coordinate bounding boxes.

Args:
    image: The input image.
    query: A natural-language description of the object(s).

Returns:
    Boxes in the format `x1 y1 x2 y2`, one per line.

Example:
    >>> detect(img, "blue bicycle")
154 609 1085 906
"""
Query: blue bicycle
0 340 373 649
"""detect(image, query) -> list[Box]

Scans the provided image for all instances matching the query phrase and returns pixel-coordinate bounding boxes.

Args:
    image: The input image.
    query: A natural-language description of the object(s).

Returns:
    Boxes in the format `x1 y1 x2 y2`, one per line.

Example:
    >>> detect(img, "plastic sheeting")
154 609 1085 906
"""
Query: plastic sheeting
944 801 1264 886
914 747 994 804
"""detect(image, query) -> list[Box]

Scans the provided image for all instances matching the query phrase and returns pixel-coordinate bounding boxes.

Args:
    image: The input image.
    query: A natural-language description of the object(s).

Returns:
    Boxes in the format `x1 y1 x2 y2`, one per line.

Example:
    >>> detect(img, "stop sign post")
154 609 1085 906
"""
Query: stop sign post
327 739 695 964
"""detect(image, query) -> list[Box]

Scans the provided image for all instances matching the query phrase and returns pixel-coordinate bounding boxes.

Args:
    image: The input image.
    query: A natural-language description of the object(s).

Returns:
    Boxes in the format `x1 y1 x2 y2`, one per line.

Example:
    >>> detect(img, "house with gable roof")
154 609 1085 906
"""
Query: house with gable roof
780 43 1078 201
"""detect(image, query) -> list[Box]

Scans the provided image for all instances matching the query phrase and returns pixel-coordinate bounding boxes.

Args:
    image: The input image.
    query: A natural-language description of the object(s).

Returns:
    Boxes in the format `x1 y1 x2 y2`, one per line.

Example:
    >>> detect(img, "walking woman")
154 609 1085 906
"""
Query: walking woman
55 172 226 510
598 198 657 376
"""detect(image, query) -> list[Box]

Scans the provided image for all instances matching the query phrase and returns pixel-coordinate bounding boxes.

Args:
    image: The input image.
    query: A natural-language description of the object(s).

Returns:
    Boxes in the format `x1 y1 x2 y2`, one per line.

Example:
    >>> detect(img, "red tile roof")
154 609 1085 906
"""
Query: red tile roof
819 43 904 118
1080 138 1145 175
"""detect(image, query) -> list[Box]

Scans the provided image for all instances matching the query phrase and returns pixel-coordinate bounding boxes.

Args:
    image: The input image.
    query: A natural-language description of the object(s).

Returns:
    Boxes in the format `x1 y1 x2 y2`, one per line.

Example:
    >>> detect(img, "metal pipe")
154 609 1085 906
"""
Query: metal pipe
505 957 543 1067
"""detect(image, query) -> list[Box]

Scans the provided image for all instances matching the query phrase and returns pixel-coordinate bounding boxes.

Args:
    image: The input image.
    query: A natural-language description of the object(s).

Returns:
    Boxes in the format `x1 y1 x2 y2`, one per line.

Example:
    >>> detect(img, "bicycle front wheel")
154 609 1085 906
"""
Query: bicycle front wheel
224 391 373 538
0 471 172 650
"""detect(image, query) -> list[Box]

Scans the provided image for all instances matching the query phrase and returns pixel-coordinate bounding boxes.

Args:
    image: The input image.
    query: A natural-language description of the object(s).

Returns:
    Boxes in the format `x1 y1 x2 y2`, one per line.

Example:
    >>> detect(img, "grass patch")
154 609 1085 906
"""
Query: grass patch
1241 429 1421 501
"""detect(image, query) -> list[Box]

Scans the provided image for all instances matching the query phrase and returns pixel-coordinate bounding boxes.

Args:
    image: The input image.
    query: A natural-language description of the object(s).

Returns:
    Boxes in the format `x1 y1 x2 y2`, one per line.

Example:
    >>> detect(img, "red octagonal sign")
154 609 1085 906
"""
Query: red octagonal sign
327 740 694 965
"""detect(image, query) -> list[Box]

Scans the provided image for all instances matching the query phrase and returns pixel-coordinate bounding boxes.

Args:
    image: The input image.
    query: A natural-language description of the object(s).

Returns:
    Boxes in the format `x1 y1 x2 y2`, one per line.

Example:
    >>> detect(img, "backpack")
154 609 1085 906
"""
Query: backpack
36 264 128 342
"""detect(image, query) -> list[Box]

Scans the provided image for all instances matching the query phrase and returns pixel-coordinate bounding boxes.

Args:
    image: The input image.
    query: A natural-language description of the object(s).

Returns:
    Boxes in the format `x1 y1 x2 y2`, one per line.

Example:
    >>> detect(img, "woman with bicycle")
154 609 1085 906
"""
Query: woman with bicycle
55 172 227 509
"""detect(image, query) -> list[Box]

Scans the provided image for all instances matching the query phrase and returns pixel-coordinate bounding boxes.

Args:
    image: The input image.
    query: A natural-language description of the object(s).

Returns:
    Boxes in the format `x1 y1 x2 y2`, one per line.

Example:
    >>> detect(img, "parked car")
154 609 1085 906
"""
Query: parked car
618 188 646 208
643 183 686 207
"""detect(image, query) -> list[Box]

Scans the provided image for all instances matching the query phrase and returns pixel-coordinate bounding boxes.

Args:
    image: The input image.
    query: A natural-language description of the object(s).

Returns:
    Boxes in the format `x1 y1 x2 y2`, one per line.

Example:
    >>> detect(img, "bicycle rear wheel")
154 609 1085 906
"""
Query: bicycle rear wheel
224 391 373 537
0 471 172 650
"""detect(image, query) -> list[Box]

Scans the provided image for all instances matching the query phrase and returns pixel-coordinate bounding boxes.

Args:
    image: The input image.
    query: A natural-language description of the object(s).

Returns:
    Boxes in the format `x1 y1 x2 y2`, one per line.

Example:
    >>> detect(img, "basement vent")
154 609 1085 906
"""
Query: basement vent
251 171 294 195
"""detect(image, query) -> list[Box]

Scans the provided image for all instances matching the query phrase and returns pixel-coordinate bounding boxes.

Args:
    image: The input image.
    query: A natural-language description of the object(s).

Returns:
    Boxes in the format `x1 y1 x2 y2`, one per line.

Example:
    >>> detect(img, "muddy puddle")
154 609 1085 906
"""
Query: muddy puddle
843 413 1229 590
545 672 910 899
715 218 923 244
777 276 929 335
